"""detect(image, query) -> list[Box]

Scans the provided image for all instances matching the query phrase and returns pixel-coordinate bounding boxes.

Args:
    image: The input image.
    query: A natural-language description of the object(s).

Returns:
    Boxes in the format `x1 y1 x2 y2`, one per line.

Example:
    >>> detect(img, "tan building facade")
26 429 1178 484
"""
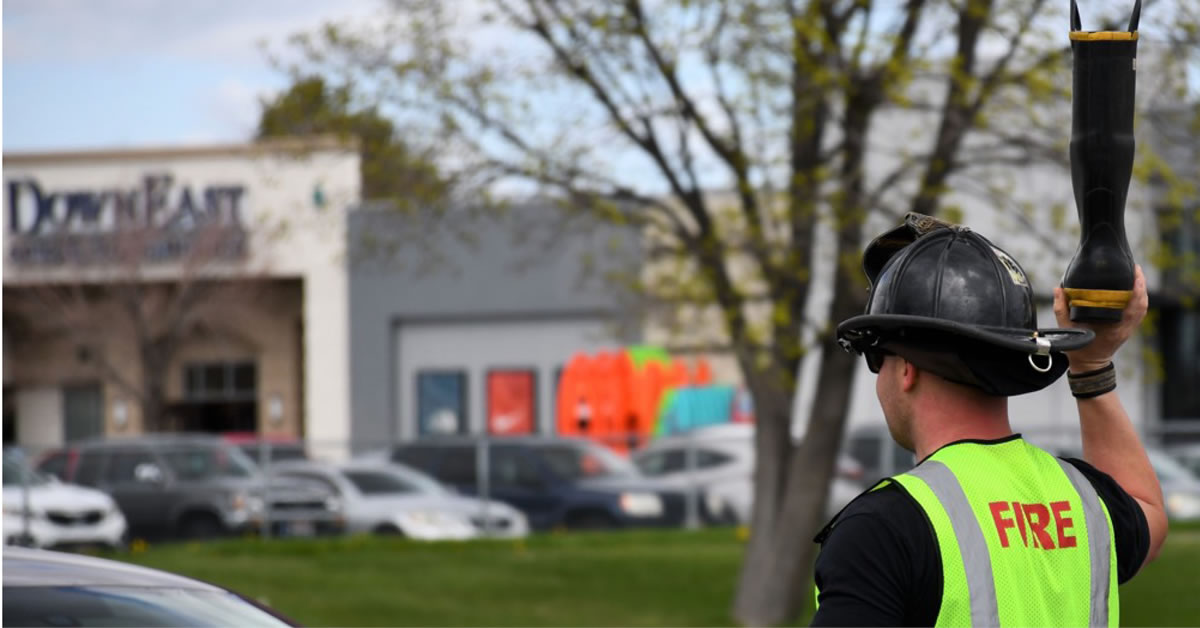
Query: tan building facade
3 139 360 453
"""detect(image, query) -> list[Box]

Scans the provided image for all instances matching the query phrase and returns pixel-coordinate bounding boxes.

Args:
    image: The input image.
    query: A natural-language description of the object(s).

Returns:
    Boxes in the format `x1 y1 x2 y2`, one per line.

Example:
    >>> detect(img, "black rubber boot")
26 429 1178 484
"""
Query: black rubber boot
1062 0 1141 322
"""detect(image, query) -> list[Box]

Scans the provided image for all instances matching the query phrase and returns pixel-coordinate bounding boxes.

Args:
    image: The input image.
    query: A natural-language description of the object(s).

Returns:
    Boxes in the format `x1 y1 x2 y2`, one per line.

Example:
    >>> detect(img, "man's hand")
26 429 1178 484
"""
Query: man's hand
1053 264 1149 374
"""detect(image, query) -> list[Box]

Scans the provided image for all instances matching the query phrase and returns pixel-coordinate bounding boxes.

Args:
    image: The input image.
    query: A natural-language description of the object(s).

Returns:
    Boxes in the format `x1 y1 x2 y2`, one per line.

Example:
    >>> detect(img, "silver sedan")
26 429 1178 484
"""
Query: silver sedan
269 460 529 540
632 424 867 524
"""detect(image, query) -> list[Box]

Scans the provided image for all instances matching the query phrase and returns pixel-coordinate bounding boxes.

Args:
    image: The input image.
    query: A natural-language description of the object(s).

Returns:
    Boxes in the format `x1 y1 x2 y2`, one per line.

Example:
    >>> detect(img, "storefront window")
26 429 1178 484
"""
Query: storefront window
4 386 17 445
62 383 103 443
184 361 256 401
487 370 535 435
232 364 255 394
1161 306 1200 422
417 371 467 436
1157 204 1200 431
180 361 257 433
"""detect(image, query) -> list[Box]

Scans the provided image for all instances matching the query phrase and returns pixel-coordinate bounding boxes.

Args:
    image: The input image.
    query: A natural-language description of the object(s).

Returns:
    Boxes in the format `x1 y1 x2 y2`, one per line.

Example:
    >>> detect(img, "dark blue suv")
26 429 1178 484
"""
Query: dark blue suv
386 436 694 530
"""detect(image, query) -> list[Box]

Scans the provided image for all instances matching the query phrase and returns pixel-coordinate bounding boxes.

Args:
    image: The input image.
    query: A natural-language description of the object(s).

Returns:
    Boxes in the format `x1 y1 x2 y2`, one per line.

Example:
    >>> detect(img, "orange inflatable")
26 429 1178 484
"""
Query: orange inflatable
556 347 714 454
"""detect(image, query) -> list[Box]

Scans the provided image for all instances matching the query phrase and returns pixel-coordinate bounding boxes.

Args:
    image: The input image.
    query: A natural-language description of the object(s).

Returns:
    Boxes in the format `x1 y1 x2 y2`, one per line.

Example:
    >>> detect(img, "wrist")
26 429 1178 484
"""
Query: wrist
1068 362 1116 399
1068 358 1113 375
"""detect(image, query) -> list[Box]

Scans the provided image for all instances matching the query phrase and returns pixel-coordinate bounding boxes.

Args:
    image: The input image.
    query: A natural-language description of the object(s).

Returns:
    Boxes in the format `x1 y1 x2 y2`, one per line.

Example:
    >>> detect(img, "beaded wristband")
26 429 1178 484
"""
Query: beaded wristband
1068 362 1116 399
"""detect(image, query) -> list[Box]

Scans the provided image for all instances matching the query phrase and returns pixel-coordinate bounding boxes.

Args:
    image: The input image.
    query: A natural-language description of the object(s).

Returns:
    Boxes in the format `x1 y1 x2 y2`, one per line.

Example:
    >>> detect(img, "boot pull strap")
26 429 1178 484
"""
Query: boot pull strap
1070 0 1142 33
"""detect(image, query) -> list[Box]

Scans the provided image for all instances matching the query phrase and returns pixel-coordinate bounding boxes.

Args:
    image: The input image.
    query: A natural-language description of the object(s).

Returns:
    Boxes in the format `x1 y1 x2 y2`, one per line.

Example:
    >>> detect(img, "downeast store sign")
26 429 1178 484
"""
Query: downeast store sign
6 173 249 266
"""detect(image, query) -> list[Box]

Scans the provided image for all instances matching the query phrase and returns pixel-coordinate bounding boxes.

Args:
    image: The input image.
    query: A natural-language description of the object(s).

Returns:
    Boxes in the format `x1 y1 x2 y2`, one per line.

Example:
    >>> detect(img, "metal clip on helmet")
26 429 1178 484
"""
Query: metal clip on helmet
1063 0 1141 322
837 213 1094 397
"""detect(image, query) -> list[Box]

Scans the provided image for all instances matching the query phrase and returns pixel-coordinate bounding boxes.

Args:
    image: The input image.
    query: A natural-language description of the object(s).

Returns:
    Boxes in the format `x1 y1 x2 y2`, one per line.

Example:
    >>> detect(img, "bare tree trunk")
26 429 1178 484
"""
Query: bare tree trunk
777 301 866 620
140 343 173 432
731 316 863 625
733 83 878 623
733 376 796 624
141 375 169 432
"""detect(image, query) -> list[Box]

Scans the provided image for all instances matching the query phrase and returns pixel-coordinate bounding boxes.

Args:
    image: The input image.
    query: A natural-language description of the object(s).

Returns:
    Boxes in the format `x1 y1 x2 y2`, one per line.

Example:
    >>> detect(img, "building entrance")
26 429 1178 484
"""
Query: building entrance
178 361 258 434
174 400 257 433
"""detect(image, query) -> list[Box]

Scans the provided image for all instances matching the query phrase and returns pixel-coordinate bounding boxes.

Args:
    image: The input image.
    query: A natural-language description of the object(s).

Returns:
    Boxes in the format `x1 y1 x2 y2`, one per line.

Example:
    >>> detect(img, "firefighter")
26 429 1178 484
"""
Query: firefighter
815 214 1167 626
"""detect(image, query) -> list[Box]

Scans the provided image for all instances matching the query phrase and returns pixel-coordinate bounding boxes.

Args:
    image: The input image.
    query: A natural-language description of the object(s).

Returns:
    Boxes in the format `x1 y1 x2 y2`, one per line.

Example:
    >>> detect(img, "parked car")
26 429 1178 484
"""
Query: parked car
221 432 310 466
272 460 528 539
372 436 693 531
1046 443 1200 522
632 424 866 524
844 424 917 481
4 546 296 626
3 454 127 550
36 434 345 540
1166 442 1200 479
1147 448 1200 521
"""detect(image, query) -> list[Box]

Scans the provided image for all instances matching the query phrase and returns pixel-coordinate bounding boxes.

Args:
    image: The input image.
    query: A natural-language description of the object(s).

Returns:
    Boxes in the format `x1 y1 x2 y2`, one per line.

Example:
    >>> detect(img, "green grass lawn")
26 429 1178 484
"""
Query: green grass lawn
105 526 1200 627
112 529 744 627
1120 526 1200 626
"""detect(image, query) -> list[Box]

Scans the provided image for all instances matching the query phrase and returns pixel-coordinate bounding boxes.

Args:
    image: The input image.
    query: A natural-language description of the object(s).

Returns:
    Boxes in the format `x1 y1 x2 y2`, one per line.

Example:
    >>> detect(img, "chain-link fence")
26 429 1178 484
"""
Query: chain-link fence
6 420 1197 547
3 430 776 545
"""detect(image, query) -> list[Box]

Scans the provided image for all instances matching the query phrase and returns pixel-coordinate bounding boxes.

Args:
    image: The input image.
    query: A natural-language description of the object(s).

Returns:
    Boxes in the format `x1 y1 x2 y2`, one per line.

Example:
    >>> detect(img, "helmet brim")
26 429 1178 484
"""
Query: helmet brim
837 313 1095 355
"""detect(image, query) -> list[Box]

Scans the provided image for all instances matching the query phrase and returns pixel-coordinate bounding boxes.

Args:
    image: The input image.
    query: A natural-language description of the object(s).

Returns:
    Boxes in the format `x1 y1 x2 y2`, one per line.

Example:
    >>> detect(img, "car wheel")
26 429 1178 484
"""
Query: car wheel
178 512 224 540
107 530 131 552
373 523 406 537
566 511 617 530
7 534 37 548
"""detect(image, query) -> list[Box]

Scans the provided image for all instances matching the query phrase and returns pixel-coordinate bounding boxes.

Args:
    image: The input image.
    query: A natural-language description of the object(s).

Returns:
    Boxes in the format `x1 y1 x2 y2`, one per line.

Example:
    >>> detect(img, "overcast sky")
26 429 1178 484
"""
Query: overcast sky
4 0 1189 155
3 0 382 152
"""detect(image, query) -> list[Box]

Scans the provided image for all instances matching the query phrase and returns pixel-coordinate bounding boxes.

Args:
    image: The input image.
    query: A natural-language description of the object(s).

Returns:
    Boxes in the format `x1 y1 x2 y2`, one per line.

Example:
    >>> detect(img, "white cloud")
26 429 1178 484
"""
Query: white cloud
205 78 268 139
3 0 382 65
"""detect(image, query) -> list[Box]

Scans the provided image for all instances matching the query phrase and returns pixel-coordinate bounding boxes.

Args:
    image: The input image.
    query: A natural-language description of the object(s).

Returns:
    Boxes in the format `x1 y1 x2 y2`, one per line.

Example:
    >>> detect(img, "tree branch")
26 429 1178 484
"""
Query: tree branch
910 0 994 217
515 0 699 218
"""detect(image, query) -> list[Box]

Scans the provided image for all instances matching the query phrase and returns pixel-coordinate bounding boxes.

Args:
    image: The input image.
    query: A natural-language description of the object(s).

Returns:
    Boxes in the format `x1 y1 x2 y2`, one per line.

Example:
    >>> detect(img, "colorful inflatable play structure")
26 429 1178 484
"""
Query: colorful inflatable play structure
653 385 754 437
555 345 753 453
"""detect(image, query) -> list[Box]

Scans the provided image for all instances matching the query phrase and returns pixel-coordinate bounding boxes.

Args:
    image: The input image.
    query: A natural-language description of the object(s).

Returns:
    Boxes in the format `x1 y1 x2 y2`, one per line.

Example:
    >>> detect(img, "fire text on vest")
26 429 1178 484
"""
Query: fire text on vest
988 501 1078 549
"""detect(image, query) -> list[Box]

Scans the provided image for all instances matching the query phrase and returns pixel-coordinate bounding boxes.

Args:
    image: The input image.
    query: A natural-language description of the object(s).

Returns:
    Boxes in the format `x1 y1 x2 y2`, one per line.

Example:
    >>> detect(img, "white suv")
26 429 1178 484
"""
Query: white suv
3 455 127 549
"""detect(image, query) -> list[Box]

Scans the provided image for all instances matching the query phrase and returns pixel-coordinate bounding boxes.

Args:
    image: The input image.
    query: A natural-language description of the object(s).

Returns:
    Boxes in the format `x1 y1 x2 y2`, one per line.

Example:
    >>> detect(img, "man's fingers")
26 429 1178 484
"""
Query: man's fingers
1053 285 1070 326
1123 264 1149 327
1135 265 1149 312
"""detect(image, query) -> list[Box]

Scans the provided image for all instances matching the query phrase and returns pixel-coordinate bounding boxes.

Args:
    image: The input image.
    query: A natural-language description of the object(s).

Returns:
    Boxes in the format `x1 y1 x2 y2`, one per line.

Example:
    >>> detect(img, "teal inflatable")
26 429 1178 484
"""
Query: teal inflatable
655 386 737 436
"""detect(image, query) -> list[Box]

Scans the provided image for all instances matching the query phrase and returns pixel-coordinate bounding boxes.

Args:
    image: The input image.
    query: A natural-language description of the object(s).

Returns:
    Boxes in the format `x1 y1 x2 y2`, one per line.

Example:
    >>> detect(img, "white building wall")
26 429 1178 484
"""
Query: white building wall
3 141 360 447
16 388 63 449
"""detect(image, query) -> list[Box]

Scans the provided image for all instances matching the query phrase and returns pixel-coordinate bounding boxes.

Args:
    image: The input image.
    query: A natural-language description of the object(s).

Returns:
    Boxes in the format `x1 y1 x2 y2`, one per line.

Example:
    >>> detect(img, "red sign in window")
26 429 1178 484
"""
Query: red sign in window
487 371 535 435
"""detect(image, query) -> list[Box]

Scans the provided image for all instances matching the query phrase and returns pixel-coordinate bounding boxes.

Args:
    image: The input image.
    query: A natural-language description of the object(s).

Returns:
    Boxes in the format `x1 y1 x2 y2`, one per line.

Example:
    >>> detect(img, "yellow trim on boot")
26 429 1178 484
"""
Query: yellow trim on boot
1064 288 1133 309
1069 31 1138 41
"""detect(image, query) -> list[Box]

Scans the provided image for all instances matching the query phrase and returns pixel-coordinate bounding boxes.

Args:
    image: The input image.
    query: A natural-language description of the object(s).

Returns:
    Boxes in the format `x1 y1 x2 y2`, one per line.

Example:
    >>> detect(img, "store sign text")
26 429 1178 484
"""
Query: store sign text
6 174 249 266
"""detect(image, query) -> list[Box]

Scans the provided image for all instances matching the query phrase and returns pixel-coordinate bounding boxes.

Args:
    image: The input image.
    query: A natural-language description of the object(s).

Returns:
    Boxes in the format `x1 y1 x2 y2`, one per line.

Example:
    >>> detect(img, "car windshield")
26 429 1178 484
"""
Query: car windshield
160 444 258 480
240 444 307 464
2 458 51 486
342 465 450 496
542 442 639 480
4 585 291 627
387 464 451 494
1148 449 1200 484
1170 447 1200 476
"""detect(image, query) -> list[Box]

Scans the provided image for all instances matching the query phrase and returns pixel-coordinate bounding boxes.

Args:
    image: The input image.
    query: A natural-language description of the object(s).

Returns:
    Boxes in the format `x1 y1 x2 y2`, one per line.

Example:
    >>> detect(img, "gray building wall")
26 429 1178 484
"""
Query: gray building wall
347 204 642 449
392 317 618 440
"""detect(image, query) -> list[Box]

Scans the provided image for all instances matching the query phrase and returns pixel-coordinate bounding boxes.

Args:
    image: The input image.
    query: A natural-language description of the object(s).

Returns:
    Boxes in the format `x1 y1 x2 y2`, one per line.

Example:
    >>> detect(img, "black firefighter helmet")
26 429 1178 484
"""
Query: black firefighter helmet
836 213 1095 396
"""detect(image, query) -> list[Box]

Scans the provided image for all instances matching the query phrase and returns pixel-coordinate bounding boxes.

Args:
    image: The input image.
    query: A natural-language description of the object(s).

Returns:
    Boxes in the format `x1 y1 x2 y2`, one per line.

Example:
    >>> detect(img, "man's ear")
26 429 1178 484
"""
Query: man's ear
900 357 919 393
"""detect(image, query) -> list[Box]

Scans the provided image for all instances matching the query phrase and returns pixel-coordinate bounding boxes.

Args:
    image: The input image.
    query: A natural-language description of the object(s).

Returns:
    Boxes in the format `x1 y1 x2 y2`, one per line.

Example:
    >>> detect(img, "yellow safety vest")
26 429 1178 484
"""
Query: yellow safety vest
818 438 1118 627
